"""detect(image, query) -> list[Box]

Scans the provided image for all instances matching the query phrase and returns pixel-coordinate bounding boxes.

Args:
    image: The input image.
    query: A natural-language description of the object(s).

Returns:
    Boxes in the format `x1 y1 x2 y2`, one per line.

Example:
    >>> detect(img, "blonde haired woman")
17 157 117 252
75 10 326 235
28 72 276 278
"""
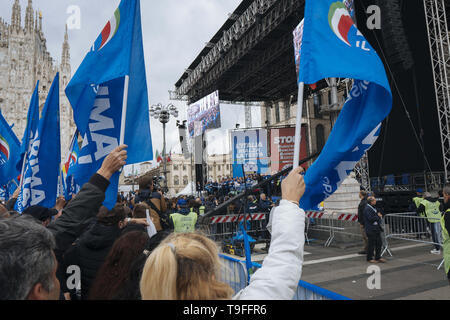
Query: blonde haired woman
140 167 306 300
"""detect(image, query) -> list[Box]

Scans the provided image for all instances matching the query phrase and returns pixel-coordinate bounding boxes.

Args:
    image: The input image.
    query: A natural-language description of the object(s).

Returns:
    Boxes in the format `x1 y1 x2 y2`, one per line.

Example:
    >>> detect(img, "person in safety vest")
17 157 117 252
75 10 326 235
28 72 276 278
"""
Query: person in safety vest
410 189 426 237
442 186 450 285
169 199 198 234
417 192 442 254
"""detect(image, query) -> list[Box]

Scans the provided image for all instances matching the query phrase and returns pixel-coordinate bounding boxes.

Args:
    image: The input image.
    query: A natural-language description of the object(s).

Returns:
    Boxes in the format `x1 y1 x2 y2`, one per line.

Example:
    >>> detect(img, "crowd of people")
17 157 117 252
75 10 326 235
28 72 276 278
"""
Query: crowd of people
0 145 309 300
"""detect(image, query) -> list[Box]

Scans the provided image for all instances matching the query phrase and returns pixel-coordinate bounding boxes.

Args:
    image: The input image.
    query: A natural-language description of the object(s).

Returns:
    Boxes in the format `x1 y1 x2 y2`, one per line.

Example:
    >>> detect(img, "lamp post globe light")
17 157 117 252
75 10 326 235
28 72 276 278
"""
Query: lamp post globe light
149 103 179 192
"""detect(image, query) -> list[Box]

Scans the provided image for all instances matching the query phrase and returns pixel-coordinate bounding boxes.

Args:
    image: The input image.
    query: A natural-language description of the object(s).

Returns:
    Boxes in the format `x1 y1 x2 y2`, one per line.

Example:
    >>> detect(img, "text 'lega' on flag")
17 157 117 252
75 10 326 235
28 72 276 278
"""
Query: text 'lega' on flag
0 111 21 187
65 0 153 209
16 73 61 213
297 0 393 210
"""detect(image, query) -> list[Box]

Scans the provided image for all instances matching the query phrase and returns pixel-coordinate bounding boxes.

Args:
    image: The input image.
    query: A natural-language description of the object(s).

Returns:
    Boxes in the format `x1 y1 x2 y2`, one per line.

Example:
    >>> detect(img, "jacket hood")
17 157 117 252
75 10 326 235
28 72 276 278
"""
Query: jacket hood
80 222 121 250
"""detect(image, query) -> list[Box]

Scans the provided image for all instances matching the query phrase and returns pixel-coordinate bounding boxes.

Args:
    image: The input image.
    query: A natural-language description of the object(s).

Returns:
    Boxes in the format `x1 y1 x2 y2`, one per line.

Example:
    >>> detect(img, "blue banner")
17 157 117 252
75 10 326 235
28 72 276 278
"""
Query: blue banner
17 81 40 173
16 74 61 212
231 129 269 178
298 0 392 210
71 79 123 209
65 0 153 165
0 111 21 187
63 131 80 201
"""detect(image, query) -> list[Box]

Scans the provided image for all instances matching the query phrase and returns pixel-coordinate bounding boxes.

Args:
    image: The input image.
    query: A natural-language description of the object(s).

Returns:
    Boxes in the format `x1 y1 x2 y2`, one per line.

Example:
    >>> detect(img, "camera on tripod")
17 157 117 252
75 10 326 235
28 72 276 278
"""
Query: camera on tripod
152 176 168 194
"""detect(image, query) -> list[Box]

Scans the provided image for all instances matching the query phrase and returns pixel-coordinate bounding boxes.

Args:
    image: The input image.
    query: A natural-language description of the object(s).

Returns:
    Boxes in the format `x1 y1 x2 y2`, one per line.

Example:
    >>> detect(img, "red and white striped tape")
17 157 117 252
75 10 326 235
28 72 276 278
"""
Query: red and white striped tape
305 211 358 222
210 213 266 224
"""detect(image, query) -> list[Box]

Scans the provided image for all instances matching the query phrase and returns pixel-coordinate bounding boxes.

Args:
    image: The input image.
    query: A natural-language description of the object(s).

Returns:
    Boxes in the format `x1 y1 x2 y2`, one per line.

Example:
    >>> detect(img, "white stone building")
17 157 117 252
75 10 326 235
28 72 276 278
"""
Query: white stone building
0 0 75 162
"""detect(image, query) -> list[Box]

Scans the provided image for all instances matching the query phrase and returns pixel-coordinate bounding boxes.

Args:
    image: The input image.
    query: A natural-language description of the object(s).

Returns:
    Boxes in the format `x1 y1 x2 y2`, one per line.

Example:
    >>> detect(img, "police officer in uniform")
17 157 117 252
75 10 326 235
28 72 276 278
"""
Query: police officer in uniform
441 186 450 284
417 192 442 254
169 199 198 234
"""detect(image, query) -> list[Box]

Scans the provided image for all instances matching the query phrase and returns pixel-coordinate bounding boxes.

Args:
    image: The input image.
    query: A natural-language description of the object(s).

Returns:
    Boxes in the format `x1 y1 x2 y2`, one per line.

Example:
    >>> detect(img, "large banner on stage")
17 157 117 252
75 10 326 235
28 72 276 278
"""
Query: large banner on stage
231 129 269 177
187 91 221 137
270 127 308 174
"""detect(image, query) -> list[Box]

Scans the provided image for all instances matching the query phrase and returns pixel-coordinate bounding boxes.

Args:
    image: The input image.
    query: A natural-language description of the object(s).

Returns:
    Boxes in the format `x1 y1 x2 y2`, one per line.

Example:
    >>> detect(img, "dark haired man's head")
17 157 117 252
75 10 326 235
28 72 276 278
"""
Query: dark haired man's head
138 176 153 191
133 203 150 219
97 205 128 228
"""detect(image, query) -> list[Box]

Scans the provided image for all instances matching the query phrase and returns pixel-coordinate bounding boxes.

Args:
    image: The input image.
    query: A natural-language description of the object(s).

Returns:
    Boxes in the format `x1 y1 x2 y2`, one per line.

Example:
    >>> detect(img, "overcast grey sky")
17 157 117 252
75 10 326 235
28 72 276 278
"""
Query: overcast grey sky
1 0 261 172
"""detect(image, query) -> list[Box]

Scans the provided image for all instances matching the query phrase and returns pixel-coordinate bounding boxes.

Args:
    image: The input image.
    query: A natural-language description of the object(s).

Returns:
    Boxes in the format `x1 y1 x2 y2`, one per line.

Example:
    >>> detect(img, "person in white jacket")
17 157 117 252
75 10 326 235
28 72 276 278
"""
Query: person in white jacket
139 167 306 300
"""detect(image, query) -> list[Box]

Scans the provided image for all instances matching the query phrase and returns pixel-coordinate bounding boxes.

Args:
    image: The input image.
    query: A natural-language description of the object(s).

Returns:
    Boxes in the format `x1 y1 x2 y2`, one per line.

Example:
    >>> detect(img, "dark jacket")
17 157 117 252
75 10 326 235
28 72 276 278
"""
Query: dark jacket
63 222 121 300
259 199 272 213
363 204 382 234
358 198 368 225
49 174 110 257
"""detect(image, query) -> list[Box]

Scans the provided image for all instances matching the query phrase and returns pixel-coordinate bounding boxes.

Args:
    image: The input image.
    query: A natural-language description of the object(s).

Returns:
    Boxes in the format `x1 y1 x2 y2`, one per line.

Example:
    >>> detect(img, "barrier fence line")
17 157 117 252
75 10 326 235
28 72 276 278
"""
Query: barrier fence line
219 255 352 300
381 213 445 269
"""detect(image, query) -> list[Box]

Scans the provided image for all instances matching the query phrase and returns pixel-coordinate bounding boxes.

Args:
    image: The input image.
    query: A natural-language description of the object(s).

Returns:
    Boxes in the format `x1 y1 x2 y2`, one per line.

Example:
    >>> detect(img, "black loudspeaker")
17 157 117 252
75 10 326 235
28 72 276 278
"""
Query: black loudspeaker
376 0 414 74
195 164 204 192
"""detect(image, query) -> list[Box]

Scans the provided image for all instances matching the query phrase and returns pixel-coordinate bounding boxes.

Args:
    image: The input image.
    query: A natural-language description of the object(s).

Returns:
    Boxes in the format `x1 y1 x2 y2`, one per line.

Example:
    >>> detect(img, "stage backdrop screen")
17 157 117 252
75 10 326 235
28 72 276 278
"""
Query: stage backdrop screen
270 127 308 174
187 91 221 137
231 129 270 177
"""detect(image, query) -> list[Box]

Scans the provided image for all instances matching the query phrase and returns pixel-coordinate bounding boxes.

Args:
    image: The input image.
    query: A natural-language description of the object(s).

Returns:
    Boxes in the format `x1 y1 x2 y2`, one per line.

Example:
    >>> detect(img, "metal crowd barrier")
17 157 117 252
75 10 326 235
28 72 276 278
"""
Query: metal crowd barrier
219 255 351 300
381 212 445 269
204 213 270 243
305 211 362 247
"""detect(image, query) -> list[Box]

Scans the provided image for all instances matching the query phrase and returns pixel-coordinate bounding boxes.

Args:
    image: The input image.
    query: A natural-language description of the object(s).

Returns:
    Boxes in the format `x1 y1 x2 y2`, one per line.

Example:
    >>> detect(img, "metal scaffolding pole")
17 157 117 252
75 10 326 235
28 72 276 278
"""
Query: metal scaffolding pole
424 0 450 182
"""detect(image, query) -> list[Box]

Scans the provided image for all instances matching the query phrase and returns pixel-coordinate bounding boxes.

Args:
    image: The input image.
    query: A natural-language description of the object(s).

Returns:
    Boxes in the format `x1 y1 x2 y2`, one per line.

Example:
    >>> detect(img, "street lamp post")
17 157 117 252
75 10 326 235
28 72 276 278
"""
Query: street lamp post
149 103 179 192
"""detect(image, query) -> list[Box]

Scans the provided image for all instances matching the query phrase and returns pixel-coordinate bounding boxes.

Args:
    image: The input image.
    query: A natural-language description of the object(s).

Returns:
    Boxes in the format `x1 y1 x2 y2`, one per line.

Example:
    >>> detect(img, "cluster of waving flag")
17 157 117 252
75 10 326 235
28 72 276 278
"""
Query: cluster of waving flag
1 0 392 215
0 0 154 211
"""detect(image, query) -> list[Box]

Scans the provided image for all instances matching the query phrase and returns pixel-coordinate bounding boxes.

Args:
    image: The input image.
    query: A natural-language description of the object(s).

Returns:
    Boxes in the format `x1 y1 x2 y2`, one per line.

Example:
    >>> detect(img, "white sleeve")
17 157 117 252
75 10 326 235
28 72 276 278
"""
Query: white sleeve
234 200 305 300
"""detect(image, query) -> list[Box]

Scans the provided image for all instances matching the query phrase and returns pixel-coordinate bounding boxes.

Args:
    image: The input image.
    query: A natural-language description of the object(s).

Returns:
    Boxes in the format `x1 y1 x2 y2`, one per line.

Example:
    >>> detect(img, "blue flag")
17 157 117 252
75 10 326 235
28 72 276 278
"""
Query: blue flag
63 131 81 201
16 74 61 212
17 81 40 173
66 0 153 209
0 111 21 187
298 0 392 210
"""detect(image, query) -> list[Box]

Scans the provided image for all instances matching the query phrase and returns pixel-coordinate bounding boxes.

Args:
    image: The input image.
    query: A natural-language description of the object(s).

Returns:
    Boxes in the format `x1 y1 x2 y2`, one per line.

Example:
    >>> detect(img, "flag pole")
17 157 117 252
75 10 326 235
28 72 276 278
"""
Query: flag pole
120 75 130 146
293 82 305 168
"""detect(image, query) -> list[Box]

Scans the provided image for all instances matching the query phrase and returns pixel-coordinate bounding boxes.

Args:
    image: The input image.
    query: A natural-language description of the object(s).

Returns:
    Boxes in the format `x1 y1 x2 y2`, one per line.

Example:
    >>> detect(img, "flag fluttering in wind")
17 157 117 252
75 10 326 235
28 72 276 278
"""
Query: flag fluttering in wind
16 74 61 212
16 81 40 174
0 111 21 188
66 0 153 209
297 0 392 210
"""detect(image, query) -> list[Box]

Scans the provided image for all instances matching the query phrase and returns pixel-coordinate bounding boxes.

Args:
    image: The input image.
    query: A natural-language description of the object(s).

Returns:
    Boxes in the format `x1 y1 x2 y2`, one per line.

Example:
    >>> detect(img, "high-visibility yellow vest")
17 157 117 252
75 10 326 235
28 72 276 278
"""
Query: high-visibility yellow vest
170 212 198 233
441 209 450 275
413 197 423 210
199 206 206 216
421 199 441 223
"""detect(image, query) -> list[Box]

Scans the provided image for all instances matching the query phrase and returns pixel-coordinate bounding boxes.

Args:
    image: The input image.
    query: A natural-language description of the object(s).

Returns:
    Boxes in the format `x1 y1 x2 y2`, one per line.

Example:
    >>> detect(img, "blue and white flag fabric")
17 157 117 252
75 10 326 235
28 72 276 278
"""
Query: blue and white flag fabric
66 0 153 209
16 74 61 213
63 131 80 201
0 111 21 187
17 81 40 173
298 0 392 210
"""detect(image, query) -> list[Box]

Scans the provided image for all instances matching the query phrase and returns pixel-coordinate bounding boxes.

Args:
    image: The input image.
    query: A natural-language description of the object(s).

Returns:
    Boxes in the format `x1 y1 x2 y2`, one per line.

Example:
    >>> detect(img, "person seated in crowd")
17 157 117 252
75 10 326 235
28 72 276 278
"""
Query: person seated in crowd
140 166 306 300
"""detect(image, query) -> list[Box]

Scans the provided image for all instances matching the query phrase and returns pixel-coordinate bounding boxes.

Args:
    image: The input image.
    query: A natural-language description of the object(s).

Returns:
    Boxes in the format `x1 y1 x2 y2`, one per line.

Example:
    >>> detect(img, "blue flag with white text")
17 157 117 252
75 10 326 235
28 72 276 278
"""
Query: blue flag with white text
0 111 21 187
298 0 392 210
65 0 153 208
17 81 40 173
16 74 61 212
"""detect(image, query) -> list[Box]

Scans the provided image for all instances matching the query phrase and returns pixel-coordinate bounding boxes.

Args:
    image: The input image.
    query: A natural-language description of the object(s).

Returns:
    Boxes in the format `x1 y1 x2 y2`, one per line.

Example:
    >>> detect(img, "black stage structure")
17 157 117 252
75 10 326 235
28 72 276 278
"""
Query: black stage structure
174 0 449 213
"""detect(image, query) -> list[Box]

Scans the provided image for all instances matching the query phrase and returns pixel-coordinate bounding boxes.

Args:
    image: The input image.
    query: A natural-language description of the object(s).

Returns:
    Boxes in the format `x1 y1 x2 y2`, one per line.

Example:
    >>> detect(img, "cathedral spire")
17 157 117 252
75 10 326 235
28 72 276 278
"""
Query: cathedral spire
61 24 71 76
11 0 21 31
25 0 34 34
